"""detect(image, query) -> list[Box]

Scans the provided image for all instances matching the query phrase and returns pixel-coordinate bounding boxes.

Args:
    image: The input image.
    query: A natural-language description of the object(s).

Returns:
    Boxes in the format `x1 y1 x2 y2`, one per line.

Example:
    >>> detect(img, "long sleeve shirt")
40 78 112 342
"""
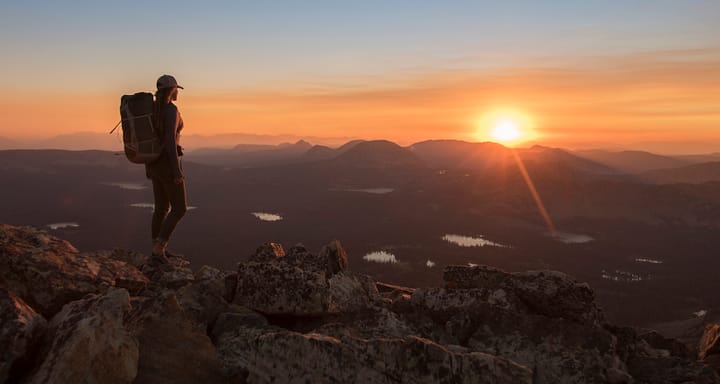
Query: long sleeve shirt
145 102 184 181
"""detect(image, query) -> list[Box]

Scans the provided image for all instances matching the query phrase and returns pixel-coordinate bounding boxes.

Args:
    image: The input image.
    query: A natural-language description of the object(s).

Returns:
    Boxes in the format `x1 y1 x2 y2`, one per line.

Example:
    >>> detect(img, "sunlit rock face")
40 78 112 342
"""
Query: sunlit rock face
0 224 148 317
701 323 720 375
0 223 718 384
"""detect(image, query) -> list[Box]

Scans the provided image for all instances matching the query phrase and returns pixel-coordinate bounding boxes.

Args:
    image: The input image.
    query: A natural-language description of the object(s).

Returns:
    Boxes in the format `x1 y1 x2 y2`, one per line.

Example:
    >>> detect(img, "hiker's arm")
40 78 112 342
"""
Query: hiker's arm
163 106 183 181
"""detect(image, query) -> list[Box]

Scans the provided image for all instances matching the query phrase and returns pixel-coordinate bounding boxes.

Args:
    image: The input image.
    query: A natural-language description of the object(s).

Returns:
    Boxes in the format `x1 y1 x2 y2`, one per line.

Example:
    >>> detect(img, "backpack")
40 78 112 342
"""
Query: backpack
110 92 163 164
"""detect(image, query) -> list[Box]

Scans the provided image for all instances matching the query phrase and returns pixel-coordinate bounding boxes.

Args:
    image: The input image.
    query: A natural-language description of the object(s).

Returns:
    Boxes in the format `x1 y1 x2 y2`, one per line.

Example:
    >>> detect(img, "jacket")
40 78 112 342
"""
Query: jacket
145 102 184 181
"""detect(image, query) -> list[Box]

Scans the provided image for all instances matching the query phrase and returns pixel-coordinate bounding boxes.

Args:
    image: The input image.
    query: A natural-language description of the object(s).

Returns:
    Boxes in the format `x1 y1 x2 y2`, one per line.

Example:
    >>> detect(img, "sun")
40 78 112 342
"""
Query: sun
474 108 537 145
491 120 521 142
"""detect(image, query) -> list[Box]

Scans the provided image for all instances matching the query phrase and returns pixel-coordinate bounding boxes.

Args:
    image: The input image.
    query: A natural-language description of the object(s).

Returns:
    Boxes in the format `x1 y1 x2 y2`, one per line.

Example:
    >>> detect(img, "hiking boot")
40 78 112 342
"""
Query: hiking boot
151 251 171 264
151 239 170 264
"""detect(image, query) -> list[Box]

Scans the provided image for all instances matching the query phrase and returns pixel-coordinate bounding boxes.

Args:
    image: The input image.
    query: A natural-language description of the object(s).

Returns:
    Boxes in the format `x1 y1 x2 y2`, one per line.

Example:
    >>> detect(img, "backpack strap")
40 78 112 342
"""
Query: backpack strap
109 119 122 134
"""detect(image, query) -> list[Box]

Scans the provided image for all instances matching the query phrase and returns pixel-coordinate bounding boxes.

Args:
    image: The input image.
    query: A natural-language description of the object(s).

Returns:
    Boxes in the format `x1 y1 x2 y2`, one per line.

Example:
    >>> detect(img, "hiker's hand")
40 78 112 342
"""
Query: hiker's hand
173 177 183 184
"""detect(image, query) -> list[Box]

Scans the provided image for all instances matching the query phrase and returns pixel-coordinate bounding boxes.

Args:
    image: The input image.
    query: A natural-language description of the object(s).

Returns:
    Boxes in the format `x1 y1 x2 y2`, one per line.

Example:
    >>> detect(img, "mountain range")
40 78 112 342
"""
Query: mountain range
3 139 720 329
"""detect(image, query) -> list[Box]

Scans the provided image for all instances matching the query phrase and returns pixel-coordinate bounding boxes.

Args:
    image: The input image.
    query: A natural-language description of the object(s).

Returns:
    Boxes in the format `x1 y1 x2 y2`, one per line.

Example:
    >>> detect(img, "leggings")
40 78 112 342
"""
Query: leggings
151 177 187 241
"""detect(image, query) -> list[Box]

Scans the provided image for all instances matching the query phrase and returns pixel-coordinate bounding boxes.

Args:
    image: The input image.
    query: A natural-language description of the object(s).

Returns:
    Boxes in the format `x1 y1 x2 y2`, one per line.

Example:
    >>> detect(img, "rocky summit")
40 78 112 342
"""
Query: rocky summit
1 223 719 383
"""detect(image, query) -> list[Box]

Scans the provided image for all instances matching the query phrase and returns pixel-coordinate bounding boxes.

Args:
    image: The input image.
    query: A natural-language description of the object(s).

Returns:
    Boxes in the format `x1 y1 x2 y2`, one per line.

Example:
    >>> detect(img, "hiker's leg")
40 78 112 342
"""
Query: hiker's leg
157 179 187 241
151 178 170 240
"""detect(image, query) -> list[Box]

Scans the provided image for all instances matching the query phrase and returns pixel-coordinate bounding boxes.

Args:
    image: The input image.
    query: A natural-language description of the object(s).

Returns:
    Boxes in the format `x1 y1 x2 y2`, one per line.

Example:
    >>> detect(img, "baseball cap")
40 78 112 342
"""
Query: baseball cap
156 74 184 90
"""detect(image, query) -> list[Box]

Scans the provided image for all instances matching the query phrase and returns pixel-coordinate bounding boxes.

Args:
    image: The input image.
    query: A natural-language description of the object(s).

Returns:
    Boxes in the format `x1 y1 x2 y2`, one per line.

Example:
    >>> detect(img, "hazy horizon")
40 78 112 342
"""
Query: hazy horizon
2 1 719 154
1 131 718 156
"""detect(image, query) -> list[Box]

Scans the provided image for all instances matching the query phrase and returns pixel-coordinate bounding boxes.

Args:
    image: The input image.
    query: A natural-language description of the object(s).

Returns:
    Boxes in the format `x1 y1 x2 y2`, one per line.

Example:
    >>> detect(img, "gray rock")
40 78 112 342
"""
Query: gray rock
176 269 231 330
28 288 138 384
157 266 195 289
247 242 285 263
194 265 225 281
443 265 604 324
233 261 329 315
232 241 382 315
214 323 533 384
328 272 381 313
127 292 227 384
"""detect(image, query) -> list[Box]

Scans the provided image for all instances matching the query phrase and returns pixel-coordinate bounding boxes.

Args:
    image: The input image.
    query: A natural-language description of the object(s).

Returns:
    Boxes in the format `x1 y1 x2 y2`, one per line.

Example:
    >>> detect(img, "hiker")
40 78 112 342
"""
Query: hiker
146 74 187 262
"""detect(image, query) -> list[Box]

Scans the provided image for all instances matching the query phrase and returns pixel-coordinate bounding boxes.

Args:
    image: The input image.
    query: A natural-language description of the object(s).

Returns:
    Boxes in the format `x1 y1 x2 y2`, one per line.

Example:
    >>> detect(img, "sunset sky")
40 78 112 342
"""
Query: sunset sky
1 1 719 153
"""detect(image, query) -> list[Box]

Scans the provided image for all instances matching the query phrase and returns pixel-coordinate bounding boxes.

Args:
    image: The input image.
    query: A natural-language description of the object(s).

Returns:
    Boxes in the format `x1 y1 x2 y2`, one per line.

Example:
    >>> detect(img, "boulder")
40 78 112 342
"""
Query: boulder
0 225 148 317
127 292 227 384
247 242 285 263
319 239 348 276
233 261 329 314
176 266 233 330
443 265 604 324
0 288 47 384
140 254 195 290
328 272 381 312
231 240 379 315
28 288 138 384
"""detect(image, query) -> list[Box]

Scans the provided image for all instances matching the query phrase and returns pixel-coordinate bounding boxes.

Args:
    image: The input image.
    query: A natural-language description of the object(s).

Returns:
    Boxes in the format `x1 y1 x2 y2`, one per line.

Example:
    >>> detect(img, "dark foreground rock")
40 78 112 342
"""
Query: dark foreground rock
0 224 718 383
0 288 46 383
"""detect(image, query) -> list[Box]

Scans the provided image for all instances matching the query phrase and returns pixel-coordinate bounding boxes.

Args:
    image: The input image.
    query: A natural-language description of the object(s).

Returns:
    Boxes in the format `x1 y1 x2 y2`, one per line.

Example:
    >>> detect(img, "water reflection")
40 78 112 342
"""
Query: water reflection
363 251 398 264
331 188 394 194
635 258 663 264
102 182 147 190
601 269 645 282
130 203 154 209
553 232 594 244
252 212 283 222
443 234 508 248
47 222 79 230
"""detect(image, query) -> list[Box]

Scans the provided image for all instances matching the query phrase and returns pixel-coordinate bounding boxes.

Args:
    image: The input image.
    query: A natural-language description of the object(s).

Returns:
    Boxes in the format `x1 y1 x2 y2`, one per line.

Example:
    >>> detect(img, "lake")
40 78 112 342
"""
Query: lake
252 212 283 222
553 232 594 244
101 182 148 190
442 234 509 248
47 222 79 230
363 251 398 264
330 187 395 194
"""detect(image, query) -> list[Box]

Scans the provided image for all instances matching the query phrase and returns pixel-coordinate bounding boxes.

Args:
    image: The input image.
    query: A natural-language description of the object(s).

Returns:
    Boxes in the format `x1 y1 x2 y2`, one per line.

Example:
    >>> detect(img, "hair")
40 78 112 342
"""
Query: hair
153 87 175 131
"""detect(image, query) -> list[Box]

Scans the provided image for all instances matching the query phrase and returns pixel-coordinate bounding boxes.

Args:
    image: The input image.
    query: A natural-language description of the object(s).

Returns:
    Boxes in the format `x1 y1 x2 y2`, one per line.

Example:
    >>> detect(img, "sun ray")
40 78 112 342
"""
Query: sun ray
510 149 557 236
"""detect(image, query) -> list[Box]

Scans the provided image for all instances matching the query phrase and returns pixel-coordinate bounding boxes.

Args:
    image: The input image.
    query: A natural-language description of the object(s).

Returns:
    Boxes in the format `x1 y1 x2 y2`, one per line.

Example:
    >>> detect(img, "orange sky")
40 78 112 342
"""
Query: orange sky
1 49 719 153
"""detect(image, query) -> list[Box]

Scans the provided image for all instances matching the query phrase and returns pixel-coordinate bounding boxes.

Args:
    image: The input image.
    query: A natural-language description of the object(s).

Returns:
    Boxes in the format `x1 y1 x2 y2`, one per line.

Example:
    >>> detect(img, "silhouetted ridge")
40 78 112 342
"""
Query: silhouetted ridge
333 140 423 168
642 161 720 184
304 144 336 160
518 146 619 175
575 149 690 174
409 140 508 168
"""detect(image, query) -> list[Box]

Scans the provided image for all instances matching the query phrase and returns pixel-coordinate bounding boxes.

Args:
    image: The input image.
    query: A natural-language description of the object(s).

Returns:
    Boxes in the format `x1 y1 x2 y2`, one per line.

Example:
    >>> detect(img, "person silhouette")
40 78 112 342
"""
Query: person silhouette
145 74 187 262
